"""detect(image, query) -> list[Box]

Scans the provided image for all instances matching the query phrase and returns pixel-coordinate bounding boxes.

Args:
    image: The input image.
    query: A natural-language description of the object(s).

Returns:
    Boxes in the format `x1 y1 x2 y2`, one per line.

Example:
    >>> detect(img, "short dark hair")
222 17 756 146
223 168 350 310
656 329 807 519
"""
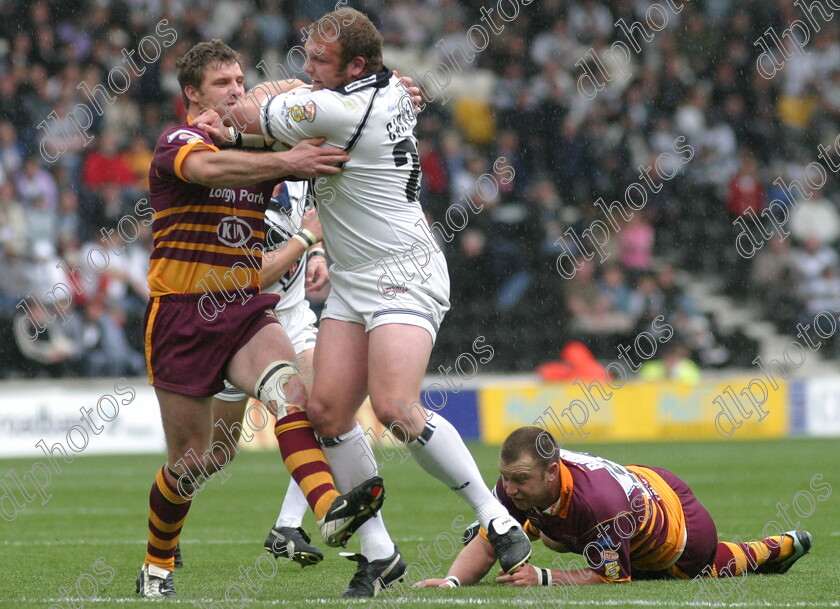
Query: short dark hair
500 427 560 468
175 39 242 108
308 8 383 75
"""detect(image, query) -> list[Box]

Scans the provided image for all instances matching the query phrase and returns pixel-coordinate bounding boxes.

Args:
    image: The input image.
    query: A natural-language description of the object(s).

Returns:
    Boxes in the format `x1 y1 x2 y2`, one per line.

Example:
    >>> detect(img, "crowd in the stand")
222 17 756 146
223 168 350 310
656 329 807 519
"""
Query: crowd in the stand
0 0 838 378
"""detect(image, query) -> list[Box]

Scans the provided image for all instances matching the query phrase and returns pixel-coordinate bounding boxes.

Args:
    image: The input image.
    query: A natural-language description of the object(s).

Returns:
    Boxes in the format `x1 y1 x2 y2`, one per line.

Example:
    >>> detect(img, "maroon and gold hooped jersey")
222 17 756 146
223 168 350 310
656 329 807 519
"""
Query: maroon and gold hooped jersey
147 125 275 297
494 450 713 583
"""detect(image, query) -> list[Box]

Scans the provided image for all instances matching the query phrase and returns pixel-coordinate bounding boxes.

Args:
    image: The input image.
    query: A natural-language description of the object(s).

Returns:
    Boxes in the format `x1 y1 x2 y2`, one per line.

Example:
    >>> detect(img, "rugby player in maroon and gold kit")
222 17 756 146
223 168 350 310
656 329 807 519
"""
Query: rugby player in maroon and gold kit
418 427 812 589
136 39 384 598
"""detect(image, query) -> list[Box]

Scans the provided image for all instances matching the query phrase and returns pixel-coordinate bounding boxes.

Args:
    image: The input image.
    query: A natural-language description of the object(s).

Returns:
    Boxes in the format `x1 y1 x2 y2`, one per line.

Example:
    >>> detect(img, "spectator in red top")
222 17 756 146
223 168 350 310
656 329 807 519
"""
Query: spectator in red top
727 155 764 217
419 138 448 215
81 131 135 193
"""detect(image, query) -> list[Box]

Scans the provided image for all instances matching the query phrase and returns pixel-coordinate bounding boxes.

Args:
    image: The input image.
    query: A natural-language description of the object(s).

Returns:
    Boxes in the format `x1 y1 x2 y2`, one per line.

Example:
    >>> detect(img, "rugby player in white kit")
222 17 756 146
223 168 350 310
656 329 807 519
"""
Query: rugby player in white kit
227 7 531 597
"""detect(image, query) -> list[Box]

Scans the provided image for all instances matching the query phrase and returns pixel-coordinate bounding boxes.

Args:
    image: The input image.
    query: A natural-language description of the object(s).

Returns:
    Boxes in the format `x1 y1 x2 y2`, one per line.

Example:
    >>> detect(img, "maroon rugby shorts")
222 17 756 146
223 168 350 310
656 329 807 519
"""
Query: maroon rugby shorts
144 289 281 397
650 466 719 579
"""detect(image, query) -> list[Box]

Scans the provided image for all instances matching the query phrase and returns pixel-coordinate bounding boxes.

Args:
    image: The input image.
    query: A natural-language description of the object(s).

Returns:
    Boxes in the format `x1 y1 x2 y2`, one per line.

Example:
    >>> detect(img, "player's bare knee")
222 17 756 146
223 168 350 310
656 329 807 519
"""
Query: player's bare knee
309 414 344 439
376 410 418 444
385 420 416 444
168 452 207 484
255 360 304 418
375 399 429 442
305 399 327 428
307 399 353 438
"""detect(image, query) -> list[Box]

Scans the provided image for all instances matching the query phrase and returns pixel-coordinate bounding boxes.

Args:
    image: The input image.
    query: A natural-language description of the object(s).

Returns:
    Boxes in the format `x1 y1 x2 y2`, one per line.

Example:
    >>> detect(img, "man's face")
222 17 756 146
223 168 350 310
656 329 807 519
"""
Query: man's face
304 36 358 91
188 61 245 113
499 456 556 511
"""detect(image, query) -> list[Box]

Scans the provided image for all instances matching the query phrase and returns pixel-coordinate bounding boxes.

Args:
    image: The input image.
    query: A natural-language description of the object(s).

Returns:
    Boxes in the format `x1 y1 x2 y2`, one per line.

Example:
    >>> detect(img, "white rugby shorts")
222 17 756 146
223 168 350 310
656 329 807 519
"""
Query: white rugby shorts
321 254 450 341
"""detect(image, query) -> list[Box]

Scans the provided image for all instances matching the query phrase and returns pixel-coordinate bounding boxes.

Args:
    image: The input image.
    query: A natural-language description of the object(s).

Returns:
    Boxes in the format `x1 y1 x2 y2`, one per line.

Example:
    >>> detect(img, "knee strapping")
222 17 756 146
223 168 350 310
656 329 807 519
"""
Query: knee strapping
255 360 302 418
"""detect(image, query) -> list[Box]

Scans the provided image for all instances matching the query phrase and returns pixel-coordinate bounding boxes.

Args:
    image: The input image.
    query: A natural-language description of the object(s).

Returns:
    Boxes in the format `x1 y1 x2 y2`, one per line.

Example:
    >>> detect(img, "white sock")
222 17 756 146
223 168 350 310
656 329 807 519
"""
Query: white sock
407 412 507 529
320 423 396 560
275 477 307 529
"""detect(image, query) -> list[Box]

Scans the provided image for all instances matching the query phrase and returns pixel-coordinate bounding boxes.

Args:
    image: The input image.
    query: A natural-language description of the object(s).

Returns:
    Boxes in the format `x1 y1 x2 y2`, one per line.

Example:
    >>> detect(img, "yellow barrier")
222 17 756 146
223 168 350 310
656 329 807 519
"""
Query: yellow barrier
478 378 788 444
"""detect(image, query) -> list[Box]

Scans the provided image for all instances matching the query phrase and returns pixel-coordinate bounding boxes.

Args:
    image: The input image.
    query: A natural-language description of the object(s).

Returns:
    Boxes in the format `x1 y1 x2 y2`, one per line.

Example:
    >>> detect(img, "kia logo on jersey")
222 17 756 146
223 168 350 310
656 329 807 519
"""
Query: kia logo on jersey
217 216 252 247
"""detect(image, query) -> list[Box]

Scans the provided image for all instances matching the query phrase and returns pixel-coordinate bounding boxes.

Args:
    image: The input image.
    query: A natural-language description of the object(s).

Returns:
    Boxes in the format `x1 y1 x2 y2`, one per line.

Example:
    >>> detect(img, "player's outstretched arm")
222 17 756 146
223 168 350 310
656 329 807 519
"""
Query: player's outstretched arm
281 138 348 177
496 532 612 587
251 79 307 99
414 535 498 588
496 564 604 587
258 232 310 289
180 138 348 188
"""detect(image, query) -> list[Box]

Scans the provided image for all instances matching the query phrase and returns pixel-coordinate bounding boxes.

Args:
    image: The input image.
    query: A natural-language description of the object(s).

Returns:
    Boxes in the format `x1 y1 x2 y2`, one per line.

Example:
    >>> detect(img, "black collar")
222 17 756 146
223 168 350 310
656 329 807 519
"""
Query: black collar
336 67 392 95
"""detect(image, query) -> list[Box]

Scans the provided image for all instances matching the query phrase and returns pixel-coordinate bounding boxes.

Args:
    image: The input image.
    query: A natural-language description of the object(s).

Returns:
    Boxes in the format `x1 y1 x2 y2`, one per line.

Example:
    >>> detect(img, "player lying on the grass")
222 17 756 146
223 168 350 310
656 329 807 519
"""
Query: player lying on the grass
416 427 812 589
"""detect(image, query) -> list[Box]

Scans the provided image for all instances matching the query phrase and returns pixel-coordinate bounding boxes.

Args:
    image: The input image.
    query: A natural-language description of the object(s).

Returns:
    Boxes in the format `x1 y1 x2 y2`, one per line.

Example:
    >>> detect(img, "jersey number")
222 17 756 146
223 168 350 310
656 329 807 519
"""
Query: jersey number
392 139 421 203
568 451 640 498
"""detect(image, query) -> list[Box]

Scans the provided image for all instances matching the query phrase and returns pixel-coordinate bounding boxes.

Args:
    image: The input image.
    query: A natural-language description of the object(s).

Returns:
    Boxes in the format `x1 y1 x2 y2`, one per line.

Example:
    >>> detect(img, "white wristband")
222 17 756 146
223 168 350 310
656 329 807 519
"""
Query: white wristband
444 575 460 588
292 233 311 250
533 565 551 586
298 228 317 247
240 132 267 148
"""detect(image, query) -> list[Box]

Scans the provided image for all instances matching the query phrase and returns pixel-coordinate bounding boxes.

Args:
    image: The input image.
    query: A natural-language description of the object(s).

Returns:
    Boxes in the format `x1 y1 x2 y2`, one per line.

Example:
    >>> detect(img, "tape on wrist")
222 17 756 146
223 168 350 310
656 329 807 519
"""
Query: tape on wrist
531 565 551 586
538 566 551 586
444 576 460 588
297 228 317 247
292 233 310 250
241 133 267 148
228 127 242 147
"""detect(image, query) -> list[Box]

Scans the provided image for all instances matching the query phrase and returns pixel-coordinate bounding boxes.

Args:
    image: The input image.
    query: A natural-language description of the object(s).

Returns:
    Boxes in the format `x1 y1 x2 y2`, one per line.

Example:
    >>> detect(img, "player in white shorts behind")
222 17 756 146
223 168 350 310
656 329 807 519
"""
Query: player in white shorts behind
208 180 333 566
228 7 532 598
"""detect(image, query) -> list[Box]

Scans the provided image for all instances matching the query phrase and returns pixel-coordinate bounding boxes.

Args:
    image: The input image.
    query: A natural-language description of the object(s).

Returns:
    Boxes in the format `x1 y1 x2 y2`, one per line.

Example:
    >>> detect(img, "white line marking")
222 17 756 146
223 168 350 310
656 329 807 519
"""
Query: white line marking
22 599 840 607
1 537 426 547
0 539 256 546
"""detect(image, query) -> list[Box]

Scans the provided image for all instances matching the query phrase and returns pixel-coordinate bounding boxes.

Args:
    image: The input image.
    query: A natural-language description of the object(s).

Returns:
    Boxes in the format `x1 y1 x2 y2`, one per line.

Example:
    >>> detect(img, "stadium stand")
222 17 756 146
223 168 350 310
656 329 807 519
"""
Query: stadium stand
0 0 836 378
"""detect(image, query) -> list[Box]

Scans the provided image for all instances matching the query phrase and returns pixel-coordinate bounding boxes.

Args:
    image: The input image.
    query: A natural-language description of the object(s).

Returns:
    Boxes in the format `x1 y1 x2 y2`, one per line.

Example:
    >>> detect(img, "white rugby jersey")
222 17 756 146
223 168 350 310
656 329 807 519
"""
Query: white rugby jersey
263 180 309 314
261 71 446 275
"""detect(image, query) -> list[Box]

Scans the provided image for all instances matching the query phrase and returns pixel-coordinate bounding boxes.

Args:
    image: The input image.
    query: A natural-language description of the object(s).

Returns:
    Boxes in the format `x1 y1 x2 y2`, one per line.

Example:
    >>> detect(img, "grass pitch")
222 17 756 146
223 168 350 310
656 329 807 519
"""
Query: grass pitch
1 438 838 608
